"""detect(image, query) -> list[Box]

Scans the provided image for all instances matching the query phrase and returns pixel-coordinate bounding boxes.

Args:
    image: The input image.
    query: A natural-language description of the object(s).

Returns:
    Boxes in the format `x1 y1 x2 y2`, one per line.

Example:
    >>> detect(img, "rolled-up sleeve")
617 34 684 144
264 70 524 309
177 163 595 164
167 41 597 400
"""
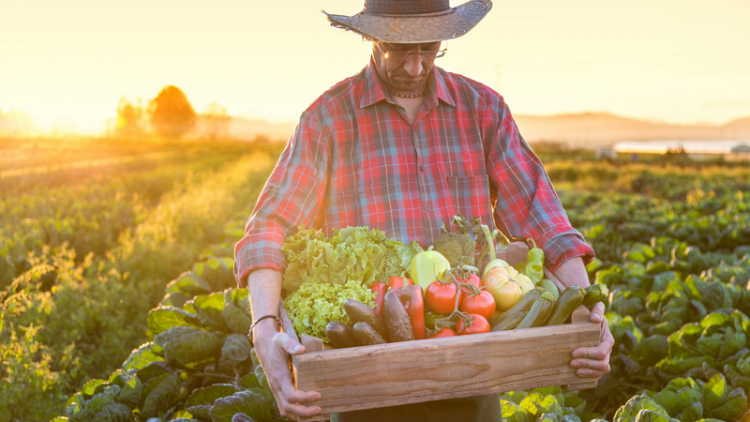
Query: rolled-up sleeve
486 100 594 272
233 111 329 287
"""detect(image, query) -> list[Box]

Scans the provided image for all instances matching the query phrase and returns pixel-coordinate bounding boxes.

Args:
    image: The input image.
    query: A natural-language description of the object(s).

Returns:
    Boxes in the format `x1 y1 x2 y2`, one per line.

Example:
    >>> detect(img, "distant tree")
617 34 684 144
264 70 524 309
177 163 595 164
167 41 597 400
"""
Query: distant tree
202 102 230 141
148 85 196 140
115 98 146 139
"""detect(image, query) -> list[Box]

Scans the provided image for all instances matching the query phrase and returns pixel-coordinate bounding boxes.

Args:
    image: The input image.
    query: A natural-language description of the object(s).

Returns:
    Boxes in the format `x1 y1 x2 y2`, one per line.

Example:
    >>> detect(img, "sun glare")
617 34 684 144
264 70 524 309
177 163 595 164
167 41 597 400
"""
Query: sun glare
0 0 748 135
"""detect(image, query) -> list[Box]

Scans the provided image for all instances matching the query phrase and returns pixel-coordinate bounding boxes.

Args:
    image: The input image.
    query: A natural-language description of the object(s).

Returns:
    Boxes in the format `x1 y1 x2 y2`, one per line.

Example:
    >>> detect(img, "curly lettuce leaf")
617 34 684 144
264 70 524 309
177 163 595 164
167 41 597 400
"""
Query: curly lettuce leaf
282 226 418 293
283 280 376 342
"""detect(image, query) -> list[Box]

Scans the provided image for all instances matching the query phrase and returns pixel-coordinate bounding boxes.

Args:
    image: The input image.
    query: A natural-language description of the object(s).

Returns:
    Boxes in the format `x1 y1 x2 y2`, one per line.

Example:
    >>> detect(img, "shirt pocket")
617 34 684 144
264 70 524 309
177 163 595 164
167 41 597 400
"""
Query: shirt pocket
447 174 495 230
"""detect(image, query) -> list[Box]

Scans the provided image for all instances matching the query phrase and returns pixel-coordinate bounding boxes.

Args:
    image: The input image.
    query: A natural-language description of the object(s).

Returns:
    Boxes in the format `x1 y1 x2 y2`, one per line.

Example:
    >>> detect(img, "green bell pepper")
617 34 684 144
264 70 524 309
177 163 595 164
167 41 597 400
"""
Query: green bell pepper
524 238 545 286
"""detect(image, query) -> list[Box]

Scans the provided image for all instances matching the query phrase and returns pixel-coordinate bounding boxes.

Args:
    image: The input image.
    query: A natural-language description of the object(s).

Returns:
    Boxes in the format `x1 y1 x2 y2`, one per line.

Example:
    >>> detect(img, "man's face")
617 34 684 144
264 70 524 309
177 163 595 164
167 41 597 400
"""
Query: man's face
372 41 442 93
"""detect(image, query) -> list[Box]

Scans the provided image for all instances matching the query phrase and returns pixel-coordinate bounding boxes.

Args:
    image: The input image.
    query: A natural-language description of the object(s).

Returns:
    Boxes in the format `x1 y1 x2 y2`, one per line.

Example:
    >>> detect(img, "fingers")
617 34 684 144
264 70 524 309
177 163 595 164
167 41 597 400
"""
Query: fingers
574 367 608 378
277 383 322 419
589 302 605 323
570 355 610 377
256 332 322 419
571 318 614 378
272 332 305 355
286 388 322 404
278 402 323 421
573 346 608 361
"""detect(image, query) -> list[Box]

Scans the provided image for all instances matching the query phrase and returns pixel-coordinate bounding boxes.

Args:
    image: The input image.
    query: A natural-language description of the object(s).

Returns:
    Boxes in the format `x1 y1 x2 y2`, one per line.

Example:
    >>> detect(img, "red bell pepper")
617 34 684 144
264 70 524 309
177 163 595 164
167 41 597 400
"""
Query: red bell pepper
388 274 413 290
370 282 388 317
393 284 426 339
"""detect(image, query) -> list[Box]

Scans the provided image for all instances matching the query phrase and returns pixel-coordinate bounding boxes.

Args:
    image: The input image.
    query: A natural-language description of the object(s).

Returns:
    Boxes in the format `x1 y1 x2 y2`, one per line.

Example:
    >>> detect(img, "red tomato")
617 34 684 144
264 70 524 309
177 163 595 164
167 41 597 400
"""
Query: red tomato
456 313 491 335
425 281 459 314
458 272 482 303
429 327 457 338
460 291 496 321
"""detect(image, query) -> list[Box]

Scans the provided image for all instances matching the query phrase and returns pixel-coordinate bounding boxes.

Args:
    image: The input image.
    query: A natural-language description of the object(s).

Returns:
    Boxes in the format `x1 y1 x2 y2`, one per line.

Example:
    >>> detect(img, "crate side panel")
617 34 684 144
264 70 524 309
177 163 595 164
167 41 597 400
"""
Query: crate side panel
294 323 599 413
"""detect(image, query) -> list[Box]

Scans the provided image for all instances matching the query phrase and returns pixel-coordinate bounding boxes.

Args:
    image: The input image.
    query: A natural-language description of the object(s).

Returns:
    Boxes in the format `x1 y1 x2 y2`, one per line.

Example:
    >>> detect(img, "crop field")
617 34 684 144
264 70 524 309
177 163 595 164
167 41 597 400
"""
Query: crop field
2 140 750 422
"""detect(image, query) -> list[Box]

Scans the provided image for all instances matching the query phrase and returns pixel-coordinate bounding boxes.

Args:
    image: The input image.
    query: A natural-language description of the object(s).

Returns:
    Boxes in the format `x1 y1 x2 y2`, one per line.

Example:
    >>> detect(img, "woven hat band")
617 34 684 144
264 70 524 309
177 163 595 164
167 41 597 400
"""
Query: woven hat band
364 0 451 16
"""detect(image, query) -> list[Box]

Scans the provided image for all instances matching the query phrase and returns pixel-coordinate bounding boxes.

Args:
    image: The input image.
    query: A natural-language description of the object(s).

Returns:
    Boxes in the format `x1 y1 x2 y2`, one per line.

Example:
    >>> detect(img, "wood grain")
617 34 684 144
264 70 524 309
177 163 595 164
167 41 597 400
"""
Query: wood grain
293 321 599 420
301 334 324 352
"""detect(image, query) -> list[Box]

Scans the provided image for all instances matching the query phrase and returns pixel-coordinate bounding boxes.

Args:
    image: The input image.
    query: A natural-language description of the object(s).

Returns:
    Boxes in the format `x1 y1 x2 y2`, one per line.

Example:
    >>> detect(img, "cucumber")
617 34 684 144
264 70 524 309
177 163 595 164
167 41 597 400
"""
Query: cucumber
352 322 387 346
545 285 586 326
383 291 415 342
344 299 388 341
325 321 357 349
491 311 525 332
582 283 609 307
489 288 541 328
540 278 560 302
515 296 554 329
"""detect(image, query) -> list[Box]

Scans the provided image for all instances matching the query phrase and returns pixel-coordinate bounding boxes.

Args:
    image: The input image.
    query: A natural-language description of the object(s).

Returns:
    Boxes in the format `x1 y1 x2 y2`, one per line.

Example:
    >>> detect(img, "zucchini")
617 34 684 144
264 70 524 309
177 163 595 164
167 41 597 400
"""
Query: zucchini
582 283 609 308
325 321 357 349
540 278 560 302
546 285 586 326
489 288 541 328
383 291 415 342
344 299 388 341
491 311 525 331
352 322 387 346
515 296 554 329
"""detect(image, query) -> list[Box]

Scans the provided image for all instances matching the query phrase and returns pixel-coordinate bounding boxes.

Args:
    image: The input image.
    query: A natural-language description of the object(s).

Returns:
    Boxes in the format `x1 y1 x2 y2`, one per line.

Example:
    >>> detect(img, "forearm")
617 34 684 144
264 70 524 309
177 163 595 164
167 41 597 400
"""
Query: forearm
246 268 283 339
551 257 590 289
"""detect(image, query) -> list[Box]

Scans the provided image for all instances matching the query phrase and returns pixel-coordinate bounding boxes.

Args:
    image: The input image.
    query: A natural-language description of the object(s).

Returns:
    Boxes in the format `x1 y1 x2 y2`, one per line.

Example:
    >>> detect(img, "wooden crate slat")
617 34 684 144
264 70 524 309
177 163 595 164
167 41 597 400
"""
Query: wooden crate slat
292 322 599 414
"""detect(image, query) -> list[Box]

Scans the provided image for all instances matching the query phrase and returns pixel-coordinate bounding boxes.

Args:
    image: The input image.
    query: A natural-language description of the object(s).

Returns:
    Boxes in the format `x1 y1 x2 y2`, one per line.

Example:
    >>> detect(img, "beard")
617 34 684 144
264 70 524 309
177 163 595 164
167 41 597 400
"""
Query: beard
386 71 429 92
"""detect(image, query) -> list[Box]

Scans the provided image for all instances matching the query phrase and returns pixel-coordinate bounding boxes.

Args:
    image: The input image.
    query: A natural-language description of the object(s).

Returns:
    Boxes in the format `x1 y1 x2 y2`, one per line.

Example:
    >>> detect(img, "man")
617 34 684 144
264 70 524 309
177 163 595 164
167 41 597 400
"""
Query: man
234 0 614 420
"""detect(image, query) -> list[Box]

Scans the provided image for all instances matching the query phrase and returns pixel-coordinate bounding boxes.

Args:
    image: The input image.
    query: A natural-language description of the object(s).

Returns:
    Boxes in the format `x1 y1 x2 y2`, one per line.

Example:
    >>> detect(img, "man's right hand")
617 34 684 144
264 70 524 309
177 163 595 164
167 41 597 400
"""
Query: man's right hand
252 320 322 421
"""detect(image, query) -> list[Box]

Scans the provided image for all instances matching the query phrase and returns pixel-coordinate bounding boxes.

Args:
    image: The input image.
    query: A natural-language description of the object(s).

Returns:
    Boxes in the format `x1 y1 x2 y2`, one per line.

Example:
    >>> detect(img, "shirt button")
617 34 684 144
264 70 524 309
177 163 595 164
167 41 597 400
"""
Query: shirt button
424 205 430 210
419 166 424 172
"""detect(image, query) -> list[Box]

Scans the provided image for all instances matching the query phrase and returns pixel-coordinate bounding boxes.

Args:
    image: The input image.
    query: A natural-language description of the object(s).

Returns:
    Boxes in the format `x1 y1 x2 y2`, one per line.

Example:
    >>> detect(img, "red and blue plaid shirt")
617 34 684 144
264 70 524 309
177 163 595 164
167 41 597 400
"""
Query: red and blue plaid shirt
234 58 594 286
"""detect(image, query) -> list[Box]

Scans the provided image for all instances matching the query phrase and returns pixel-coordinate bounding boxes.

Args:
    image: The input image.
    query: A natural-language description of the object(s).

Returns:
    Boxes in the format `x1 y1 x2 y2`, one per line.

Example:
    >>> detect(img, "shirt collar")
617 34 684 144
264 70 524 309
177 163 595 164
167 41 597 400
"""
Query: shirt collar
359 57 456 109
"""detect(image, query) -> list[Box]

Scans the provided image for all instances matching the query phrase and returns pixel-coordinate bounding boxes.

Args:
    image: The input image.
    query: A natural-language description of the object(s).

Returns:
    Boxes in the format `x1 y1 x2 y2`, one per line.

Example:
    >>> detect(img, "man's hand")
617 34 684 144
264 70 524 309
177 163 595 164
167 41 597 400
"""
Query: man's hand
252 324 322 421
552 258 613 379
570 302 613 378
245 268 322 420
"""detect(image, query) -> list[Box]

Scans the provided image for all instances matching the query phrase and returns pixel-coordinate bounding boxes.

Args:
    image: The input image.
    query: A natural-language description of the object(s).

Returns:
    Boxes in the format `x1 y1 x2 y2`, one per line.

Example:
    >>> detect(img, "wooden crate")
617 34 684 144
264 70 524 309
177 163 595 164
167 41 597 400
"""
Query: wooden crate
279 243 601 421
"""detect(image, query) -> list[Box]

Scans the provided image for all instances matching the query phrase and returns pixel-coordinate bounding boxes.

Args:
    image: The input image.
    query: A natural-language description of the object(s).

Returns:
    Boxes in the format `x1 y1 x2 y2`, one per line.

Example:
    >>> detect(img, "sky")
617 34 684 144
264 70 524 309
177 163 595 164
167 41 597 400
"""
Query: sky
1 0 749 133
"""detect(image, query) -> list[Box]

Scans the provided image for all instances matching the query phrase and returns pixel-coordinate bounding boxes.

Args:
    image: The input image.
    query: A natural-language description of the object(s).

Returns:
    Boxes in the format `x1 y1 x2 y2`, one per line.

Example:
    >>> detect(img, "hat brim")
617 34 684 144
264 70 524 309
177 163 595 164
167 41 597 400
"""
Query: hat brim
323 0 492 43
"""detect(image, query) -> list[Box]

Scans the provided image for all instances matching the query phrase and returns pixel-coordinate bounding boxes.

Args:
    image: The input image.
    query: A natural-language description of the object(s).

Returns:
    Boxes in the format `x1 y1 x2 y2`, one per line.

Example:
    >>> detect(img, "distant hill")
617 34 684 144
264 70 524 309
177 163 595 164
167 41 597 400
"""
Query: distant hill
514 112 750 148
227 112 750 148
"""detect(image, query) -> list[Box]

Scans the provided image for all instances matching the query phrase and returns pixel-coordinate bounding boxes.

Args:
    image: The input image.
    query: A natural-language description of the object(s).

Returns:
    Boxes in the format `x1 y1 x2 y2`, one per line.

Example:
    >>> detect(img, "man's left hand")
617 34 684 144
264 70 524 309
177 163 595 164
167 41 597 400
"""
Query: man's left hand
570 302 613 378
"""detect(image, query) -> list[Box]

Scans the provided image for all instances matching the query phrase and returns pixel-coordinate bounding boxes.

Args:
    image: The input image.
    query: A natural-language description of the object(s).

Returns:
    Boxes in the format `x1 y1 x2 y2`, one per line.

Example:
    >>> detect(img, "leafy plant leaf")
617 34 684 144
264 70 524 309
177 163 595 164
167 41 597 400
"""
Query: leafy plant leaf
147 306 201 338
139 373 182 419
93 403 131 422
186 384 237 408
218 334 252 374
154 325 222 369
121 342 164 372
222 304 252 335
195 292 230 332
166 271 212 296
209 390 272 422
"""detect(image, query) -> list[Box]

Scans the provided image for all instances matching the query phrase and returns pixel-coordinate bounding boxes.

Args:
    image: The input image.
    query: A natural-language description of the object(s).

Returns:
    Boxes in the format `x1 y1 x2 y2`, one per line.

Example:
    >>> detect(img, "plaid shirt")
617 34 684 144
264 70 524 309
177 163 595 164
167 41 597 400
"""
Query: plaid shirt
234 58 594 286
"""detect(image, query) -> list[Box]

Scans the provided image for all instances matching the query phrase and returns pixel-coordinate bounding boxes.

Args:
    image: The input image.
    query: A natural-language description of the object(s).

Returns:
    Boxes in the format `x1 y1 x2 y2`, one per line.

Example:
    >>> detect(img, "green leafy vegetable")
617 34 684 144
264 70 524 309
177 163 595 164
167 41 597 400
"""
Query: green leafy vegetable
281 226 420 293
283 279 375 342
209 390 272 422
153 325 222 369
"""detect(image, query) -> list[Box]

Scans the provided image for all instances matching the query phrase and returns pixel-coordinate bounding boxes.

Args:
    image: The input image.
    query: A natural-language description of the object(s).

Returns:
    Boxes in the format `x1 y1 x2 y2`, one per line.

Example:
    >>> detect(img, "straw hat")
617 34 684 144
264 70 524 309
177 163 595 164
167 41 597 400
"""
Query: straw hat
324 0 493 44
